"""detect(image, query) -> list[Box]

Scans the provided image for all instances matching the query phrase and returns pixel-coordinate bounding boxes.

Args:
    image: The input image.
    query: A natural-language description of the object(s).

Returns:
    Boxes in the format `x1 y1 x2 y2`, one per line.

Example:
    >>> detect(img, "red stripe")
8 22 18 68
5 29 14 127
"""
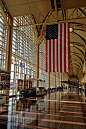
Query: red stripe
46 40 48 72
49 40 51 72
64 23 66 72
53 39 55 72
68 23 70 72
57 39 58 72
60 24 62 72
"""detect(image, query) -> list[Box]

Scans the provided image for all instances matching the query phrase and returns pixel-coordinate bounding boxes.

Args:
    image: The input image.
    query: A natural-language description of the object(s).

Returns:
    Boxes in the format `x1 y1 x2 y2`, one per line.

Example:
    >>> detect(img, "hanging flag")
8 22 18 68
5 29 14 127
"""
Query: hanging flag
46 23 70 72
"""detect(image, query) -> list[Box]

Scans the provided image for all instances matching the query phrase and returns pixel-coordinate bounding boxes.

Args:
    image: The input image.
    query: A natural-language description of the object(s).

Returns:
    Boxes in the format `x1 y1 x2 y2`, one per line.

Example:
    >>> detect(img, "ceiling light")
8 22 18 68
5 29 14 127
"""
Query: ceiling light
70 44 73 46
69 28 73 32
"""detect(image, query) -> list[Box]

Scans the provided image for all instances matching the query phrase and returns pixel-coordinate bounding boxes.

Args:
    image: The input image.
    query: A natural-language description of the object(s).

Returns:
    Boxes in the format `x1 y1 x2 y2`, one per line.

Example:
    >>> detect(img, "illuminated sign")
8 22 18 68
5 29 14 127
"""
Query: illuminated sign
11 60 16 64
29 67 33 70
19 63 25 67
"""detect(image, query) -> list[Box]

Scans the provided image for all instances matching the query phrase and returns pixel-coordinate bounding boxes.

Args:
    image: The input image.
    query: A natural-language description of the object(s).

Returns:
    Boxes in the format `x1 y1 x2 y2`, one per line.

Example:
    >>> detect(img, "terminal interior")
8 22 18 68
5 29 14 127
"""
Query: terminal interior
0 0 86 129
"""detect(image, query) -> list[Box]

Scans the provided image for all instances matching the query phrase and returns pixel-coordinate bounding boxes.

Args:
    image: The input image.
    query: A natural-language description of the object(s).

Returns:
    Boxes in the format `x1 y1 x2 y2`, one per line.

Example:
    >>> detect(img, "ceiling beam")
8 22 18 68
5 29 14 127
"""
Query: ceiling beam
72 65 81 72
76 54 83 62
74 29 86 32
0 5 7 23
71 58 82 66
39 12 52 44
70 63 81 69
71 51 84 63
70 42 85 47
54 0 58 20
29 15 38 37
71 44 85 56
70 52 82 56
72 31 86 44
78 8 86 17
13 16 86 28
39 12 52 32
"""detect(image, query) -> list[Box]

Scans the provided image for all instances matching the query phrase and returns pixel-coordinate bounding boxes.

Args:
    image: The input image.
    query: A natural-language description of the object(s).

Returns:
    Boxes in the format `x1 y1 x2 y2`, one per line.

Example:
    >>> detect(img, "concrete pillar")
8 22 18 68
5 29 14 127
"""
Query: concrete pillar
5 16 13 97
47 72 50 88
36 45 39 88
58 72 59 87
6 16 13 71
54 73 56 88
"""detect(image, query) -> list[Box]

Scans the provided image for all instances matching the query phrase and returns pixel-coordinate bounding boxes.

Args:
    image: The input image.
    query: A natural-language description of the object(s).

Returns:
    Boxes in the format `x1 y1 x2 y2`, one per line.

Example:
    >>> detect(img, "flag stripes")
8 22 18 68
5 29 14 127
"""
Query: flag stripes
64 23 66 72
68 23 70 72
46 23 70 72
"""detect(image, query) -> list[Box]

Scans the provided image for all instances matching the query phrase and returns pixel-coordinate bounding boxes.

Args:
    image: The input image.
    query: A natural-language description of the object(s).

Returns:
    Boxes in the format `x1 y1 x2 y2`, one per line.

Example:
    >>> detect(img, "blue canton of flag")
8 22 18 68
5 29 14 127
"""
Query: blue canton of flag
46 24 58 40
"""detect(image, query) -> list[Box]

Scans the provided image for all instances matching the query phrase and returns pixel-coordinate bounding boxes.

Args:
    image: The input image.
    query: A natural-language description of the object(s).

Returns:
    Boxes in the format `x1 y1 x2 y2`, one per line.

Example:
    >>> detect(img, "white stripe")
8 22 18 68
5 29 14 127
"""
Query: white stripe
55 39 57 72
48 40 49 72
51 39 53 72
58 24 60 72
62 23 64 72
66 23 68 72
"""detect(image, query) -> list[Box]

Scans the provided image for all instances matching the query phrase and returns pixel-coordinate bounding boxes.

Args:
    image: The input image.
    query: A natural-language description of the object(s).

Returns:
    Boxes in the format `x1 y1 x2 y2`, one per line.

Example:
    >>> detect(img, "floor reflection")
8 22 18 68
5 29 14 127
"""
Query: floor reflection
0 90 86 129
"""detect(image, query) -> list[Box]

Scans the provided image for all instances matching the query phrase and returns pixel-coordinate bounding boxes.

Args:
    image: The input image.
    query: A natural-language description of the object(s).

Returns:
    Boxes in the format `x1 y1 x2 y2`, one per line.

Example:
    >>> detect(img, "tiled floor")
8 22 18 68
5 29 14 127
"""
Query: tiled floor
0 89 86 129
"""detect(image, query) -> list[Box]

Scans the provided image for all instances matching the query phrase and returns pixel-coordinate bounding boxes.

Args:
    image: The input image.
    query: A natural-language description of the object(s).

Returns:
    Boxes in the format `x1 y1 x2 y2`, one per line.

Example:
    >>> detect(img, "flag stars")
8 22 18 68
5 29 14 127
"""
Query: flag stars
46 24 58 40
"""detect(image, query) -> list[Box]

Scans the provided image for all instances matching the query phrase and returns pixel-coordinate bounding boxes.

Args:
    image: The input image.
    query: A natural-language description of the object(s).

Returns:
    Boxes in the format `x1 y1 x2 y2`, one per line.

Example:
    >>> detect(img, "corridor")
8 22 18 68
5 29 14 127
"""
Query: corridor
0 89 85 129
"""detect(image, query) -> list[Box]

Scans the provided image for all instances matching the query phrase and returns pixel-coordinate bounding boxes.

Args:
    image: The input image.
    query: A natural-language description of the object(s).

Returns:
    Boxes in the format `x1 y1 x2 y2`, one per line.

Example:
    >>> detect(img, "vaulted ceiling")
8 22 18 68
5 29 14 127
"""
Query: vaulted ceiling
1 0 86 81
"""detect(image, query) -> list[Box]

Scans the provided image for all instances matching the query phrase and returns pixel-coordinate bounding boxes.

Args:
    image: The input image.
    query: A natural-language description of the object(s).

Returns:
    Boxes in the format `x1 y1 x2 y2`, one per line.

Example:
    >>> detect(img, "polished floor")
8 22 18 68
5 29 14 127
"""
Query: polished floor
0 89 86 129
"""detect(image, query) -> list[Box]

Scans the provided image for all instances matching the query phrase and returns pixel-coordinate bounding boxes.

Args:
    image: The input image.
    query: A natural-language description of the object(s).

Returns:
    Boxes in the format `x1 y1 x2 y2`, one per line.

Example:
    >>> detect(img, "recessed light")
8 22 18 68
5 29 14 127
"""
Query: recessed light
69 28 73 32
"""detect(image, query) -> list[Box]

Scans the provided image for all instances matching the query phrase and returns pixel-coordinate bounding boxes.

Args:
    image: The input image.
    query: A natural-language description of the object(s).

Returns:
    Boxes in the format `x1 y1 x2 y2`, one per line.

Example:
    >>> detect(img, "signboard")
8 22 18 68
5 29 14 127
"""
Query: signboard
11 60 16 64
19 63 25 67
11 61 25 67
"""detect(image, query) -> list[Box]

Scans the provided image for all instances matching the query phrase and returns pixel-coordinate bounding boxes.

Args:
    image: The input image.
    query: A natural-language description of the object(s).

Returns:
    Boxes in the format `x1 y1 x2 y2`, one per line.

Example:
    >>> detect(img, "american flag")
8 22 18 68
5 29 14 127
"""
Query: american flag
46 23 70 72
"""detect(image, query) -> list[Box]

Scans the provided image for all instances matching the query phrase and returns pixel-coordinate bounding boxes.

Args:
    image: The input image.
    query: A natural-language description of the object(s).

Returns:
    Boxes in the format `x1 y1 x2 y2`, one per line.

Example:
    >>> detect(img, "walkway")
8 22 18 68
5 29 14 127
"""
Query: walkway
0 90 85 129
